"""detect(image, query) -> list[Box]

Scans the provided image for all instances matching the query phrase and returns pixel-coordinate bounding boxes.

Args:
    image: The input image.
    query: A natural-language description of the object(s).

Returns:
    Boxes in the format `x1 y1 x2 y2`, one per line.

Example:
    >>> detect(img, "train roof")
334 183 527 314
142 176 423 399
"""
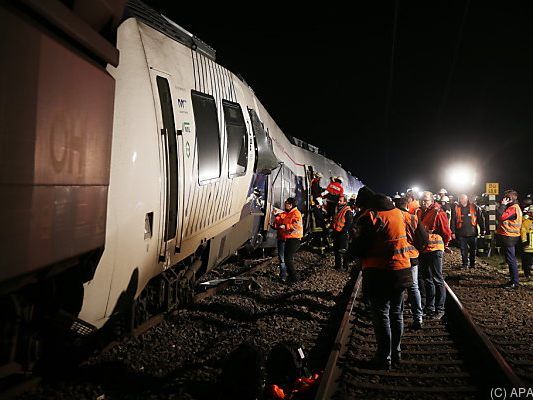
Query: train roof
126 0 216 60
287 136 326 157
287 135 358 177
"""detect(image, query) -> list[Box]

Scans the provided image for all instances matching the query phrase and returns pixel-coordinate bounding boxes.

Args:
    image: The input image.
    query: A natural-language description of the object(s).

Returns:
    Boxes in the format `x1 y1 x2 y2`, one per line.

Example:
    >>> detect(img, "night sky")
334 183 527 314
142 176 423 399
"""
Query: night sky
144 1 532 197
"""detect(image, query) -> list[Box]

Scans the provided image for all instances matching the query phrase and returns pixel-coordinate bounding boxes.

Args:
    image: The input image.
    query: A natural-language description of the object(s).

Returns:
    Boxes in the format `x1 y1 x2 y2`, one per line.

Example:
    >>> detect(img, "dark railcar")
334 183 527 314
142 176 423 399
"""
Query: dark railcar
0 0 126 374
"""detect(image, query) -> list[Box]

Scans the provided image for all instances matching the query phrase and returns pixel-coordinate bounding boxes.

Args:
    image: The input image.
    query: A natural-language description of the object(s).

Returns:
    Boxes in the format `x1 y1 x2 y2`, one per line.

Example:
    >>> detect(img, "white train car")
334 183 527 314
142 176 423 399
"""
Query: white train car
1 0 363 374
78 1 363 332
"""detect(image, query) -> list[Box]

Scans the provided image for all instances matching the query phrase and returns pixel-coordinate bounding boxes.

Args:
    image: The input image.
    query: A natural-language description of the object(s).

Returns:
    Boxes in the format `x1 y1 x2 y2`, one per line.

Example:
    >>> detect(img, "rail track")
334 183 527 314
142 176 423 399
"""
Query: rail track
315 270 525 400
445 254 533 387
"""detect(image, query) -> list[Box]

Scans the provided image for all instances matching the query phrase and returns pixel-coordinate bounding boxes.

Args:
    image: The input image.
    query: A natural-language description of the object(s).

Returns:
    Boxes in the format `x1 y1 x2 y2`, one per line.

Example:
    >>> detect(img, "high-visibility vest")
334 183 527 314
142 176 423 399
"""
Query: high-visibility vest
417 207 445 252
496 204 522 237
401 209 419 259
362 208 413 271
326 182 344 197
332 205 351 232
455 203 477 229
282 208 303 239
522 218 533 253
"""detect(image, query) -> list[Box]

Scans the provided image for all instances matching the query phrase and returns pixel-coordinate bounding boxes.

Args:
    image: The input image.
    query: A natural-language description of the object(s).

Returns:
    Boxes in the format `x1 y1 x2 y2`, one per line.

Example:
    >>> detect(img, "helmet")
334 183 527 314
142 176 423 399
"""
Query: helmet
393 193 402 199
440 195 450 203
524 206 533 213
439 188 448 195
335 176 343 183
314 171 323 178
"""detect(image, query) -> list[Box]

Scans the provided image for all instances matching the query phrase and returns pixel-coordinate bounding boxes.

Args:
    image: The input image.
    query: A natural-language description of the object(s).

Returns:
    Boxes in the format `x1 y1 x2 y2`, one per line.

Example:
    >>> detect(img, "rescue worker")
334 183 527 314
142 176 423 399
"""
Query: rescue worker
309 197 329 254
392 193 402 208
332 195 353 271
520 206 533 279
396 197 429 330
496 190 523 289
271 208 287 282
310 172 323 204
406 190 419 215
451 194 485 269
346 195 360 268
437 188 448 202
417 191 452 319
322 177 344 219
275 197 303 283
439 195 452 226
352 191 413 369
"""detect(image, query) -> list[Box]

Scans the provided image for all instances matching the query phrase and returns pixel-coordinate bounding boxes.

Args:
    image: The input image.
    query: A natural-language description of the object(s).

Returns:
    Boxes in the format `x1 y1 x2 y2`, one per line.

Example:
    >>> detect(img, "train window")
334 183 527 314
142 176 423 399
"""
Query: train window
191 91 221 182
156 76 178 241
223 100 248 178
271 166 283 209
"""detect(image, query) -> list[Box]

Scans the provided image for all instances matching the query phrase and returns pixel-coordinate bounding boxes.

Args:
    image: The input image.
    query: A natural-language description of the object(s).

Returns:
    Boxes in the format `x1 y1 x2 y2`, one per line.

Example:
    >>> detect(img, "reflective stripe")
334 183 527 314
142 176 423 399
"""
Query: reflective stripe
422 233 444 252
393 245 416 255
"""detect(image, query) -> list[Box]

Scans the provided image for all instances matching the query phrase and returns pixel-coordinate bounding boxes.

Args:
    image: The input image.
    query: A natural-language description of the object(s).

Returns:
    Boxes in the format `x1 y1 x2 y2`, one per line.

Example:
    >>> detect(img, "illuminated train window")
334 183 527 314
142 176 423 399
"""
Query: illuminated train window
222 100 248 178
191 91 221 182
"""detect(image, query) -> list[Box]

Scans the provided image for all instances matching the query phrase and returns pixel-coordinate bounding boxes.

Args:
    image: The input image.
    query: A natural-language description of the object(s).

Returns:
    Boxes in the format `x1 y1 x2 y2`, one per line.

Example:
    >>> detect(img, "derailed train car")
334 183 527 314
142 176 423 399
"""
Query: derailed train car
0 0 363 375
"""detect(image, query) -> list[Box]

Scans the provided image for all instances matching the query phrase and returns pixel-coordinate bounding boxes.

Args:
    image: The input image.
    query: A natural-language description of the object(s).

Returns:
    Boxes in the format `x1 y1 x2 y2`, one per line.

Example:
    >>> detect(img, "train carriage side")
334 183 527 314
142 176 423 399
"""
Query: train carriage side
0 0 126 377
79 14 263 328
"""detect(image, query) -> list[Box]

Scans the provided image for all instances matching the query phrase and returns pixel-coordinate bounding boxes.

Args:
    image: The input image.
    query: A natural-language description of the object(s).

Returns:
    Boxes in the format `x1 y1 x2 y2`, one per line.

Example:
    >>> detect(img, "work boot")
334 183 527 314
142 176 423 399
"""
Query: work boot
391 352 401 369
411 319 423 330
365 357 391 371
502 282 519 289
432 311 445 320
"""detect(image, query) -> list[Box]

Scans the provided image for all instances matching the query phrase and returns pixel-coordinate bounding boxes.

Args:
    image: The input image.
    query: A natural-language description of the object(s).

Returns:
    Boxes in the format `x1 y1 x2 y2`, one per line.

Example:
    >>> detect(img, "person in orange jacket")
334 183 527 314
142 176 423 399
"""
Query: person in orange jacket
331 195 353 271
352 190 413 370
416 191 452 320
496 189 523 288
406 190 420 215
274 197 303 283
322 177 344 219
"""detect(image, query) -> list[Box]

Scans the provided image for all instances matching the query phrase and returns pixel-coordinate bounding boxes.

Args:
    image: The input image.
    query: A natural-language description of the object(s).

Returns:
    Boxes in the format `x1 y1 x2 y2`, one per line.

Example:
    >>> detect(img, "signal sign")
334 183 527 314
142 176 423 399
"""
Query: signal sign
486 182 499 195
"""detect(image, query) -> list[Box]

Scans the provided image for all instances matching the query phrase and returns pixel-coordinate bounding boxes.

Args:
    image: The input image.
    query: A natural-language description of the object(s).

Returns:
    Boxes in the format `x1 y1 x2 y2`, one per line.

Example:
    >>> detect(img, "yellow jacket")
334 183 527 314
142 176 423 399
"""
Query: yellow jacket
521 217 533 253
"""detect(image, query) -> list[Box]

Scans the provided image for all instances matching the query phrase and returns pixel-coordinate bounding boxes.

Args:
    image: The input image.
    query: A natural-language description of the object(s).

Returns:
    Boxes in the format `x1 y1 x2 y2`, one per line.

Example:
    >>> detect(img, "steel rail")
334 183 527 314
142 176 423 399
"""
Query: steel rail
314 273 524 399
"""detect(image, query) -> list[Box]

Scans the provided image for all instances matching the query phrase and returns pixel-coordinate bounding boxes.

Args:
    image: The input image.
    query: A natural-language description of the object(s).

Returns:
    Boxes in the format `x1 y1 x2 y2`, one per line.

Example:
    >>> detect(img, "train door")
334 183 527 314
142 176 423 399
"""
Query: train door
152 72 182 267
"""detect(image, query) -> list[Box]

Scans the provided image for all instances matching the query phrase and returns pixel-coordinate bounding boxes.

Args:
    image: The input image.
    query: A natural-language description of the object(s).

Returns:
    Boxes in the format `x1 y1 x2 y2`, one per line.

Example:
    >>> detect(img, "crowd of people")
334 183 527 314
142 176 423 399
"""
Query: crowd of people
270 173 533 370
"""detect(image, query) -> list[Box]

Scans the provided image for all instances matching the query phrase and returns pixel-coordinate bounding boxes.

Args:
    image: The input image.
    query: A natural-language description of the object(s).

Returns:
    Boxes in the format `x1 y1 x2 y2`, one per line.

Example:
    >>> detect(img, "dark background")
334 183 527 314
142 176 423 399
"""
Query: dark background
144 1 532 197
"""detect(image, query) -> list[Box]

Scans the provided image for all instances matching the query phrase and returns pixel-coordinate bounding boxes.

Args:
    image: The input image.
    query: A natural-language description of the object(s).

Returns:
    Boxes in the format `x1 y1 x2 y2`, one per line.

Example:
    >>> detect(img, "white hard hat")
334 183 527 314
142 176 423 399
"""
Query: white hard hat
525 206 533 213
439 188 448 194
335 176 343 183
314 171 323 178
440 195 450 203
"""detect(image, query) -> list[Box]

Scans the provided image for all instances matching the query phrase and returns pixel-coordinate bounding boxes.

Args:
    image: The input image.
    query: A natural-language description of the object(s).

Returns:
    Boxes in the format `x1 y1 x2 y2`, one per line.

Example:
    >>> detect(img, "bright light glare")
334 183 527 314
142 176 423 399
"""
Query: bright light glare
446 165 476 190
412 186 420 193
